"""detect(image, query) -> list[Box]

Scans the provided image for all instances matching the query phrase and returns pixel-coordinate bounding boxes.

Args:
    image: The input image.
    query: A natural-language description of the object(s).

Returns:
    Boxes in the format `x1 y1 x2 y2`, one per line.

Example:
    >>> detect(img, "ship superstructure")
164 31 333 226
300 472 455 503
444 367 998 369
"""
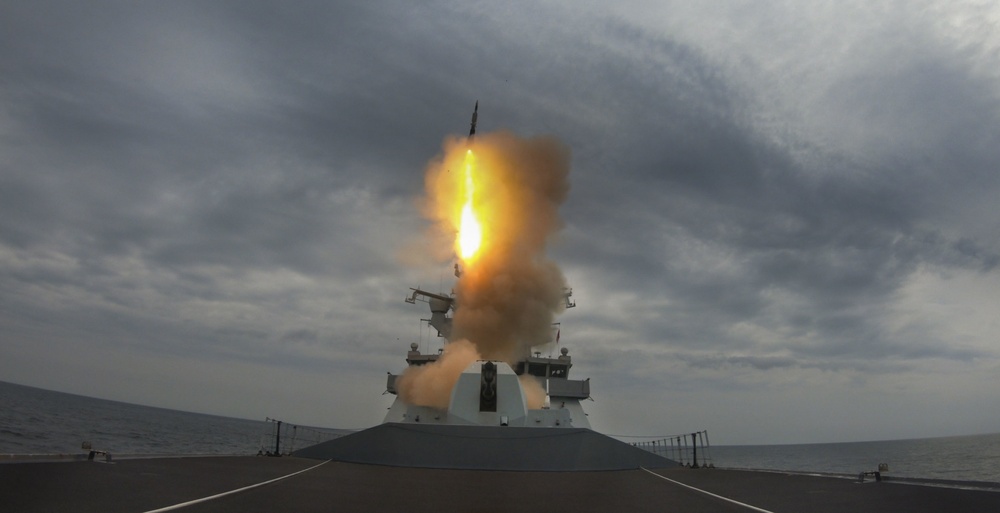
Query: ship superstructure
292 279 671 470
383 287 590 429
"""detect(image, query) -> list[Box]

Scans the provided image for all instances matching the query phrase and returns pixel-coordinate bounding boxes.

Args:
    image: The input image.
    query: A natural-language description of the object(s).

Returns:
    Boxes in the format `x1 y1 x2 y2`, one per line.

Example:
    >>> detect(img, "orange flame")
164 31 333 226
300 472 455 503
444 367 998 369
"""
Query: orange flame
458 149 483 261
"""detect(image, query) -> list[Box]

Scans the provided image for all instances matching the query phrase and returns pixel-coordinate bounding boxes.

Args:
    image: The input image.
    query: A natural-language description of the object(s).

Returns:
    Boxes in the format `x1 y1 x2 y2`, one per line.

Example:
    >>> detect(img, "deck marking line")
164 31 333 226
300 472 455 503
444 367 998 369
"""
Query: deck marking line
142 459 331 513
640 467 777 513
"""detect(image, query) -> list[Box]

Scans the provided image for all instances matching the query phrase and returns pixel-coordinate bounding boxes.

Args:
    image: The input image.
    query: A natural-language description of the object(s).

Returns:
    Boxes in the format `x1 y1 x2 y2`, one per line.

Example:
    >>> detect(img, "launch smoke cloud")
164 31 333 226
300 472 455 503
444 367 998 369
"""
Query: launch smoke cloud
397 130 572 409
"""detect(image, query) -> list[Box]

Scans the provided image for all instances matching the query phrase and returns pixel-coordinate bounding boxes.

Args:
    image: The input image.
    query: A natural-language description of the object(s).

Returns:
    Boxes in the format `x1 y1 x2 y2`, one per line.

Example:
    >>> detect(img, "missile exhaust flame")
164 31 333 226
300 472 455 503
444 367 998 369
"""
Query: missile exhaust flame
458 149 482 261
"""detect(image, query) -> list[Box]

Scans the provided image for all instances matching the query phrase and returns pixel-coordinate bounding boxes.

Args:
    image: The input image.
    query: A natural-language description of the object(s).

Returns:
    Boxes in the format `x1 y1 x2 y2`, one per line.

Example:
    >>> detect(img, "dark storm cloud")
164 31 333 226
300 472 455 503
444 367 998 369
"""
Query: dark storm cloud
0 2 441 400
545 12 1000 380
1 2 428 271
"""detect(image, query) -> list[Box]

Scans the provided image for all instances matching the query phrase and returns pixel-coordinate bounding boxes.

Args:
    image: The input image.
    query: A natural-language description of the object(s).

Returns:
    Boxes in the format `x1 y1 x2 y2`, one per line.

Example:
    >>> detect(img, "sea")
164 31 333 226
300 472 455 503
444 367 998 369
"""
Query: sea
2 381 998 486
0 381 347 458
708 434 1000 484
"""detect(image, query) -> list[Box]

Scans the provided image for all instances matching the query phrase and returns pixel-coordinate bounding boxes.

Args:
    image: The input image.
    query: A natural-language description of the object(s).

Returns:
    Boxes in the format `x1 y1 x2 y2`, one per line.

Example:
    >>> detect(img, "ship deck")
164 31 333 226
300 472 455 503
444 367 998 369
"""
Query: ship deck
2 456 998 513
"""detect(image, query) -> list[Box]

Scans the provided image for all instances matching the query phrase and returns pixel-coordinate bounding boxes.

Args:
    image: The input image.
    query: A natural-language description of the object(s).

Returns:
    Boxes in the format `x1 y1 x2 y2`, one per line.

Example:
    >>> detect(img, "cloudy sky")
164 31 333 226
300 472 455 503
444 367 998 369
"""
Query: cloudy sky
3 1 999 445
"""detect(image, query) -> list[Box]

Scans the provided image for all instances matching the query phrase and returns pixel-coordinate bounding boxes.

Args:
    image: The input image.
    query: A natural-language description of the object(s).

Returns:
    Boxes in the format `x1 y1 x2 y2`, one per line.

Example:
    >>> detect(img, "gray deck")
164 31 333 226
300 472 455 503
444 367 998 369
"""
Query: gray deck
3 456 999 513
290 423 677 470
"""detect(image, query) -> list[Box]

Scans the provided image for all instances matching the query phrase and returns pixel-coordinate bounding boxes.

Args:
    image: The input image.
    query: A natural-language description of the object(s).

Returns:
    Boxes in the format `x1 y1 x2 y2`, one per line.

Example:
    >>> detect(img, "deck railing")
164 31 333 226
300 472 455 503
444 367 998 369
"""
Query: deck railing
629 430 714 468
258 418 351 456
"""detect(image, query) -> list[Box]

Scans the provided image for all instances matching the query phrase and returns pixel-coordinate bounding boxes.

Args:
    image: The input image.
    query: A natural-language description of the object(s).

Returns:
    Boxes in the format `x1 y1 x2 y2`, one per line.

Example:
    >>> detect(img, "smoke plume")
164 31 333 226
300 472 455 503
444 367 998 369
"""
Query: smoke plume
397 130 571 409
395 339 480 410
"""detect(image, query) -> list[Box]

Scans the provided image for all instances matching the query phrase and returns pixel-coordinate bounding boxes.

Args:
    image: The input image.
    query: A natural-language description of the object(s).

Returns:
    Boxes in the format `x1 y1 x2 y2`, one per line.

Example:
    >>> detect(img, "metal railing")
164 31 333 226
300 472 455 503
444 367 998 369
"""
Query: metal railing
630 430 714 468
258 418 349 456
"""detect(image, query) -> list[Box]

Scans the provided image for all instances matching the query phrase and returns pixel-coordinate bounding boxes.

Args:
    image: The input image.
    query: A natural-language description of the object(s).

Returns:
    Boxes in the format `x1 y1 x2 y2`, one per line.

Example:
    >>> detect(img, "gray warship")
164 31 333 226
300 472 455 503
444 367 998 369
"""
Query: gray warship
293 284 675 471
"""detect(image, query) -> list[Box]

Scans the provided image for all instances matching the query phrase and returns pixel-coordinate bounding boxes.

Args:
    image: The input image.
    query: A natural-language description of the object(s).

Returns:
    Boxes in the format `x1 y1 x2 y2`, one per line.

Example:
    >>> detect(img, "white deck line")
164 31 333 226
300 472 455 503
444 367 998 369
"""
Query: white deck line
142 459 331 513
641 467 777 513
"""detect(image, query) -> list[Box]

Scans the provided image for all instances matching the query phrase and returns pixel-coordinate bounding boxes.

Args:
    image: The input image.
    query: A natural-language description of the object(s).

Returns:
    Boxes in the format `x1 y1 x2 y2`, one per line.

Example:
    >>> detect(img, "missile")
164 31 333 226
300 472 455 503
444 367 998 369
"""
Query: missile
468 100 478 141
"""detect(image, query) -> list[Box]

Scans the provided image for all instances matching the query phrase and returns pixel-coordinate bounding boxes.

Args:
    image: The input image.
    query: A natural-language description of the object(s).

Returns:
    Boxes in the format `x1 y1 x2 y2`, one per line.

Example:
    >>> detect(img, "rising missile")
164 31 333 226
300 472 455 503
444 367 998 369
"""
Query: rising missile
468 101 478 141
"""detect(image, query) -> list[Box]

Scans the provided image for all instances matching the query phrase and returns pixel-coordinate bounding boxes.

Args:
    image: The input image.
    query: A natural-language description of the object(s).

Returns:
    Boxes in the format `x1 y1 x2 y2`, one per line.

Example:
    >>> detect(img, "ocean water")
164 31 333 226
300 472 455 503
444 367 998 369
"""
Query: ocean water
709 433 1000 484
0 381 344 457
